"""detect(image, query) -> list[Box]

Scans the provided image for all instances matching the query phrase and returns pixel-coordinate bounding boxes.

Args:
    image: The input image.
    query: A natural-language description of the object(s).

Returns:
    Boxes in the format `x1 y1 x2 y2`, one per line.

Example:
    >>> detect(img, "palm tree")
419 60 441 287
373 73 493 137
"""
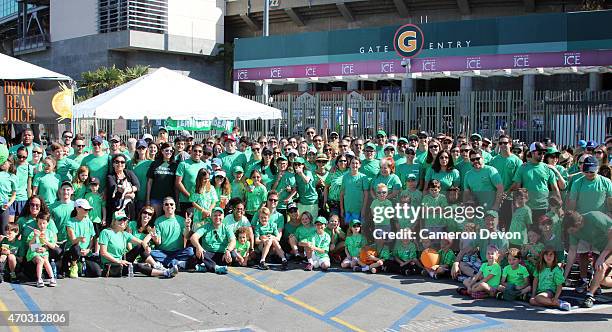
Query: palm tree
77 65 149 102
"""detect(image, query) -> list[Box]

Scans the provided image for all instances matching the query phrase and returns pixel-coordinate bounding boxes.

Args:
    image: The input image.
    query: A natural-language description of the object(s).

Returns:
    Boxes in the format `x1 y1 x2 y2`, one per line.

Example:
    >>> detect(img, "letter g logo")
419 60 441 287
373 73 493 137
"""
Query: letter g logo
393 24 424 58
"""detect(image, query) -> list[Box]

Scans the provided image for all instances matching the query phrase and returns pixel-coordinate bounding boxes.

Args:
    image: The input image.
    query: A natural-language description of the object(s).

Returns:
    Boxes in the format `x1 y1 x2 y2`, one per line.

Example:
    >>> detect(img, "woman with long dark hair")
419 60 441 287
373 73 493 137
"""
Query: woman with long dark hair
130 140 153 211
107 153 140 221
424 150 460 192
324 154 350 219
127 205 157 242
146 143 178 216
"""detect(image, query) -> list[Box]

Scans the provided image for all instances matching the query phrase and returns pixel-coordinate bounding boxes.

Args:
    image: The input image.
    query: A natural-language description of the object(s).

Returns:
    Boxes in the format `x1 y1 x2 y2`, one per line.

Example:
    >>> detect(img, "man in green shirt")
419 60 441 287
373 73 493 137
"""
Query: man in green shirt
563 211 612 308
219 136 247 182
9 128 44 163
68 138 88 165
150 197 194 269
293 157 319 218
567 156 612 215
463 151 503 211
175 144 209 213
489 135 523 229
190 207 235 274
51 143 79 182
80 136 110 191
360 143 380 180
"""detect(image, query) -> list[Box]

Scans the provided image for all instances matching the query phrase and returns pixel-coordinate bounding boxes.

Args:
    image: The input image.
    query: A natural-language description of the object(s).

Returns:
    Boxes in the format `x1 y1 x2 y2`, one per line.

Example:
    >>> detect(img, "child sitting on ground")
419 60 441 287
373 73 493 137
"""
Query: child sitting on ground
0 223 22 283
341 220 365 270
427 238 456 279
522 229 544 276
325 214 346 263
356 238 390 274
497 248 531 301
254 207 288 270
388 230 420 276
304 217 331 271
459 245 502 299
26 212 58 288
234 227 253 267
290 212 316 259
529 248 571 311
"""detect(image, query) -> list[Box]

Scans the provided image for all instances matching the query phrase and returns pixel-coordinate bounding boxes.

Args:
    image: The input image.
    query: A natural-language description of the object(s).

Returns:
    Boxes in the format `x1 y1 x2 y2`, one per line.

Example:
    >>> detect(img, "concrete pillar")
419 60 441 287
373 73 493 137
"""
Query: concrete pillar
522 74 535 97
347 81 359 91
401 78 416 94
522 74 536 143
459 76 472 117
298 83 310 92
255 84 263 95
233 81 240 95
589 72 602 91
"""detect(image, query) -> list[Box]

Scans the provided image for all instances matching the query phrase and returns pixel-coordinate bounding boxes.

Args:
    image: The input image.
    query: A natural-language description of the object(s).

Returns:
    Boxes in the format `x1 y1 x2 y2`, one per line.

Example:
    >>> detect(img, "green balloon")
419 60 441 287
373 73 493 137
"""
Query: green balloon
0 144 8 165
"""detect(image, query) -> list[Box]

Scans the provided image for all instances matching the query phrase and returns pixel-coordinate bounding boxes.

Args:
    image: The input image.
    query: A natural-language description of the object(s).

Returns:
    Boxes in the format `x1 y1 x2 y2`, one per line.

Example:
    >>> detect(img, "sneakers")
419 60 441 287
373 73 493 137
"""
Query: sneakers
68 263 79 278
164 265 179 278
214 265 228 274
194 263 207 273
581 295 595 308
495 292 504 300
36 279 44 288
370 267 377 274
595 287 603 296
457 287 469 296
281 259 289 271
559 300 572 311
152 261 165 271
259 261 269 270
48 278 57 287
304 263 313 271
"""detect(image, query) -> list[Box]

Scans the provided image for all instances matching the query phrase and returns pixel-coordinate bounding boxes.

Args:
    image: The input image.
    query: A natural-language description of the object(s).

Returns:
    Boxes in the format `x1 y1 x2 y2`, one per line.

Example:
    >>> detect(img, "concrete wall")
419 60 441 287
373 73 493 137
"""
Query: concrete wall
50 0 97 42
168 0 225 45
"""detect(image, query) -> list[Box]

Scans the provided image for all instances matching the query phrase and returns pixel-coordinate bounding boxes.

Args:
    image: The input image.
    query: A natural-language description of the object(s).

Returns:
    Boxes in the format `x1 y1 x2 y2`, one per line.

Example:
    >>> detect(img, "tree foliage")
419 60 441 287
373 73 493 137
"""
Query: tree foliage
77 65 149 102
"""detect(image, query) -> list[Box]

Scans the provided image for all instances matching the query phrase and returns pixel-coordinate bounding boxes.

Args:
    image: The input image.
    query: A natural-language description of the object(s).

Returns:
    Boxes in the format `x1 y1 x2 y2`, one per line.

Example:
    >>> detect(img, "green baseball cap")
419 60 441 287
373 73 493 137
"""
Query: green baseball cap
277 155 288 162
470 133 482 141
349 219 362 226
376 130 387 137
233 166 244 173
384 144 395 151
212 207 224 214
485 210 498 219
407 174 417 180
545 147 560 155
293 157 306 164
365 142 376 150
398 137 409 144
314 216 328 224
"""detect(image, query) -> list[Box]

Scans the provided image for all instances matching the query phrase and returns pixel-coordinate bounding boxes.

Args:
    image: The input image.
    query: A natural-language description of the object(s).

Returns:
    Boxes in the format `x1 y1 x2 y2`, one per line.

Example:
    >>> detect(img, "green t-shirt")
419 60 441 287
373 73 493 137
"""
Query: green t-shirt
371 198 393 226
489 154 523 191
310 231 331 258
393 241 417 261
223 214 251 235
219 151 247 182
502 264 529 287
230 181 246 201
512 162 556 210
246 162 275 189
1 237 23 257
324 227 345 245
274 171 296 210
534 266 565 293
130 160 153 202
294 225 316 242
415 149 428 164
26 227 56 262
568 175 612 214
14 163 33 201
324 169 346 202
251 210 285 230
127 220 148 241
396 163 422 189
66 217 95 250
341 172 370 214
254 221 279 238
438 248 456 266
56 157 79 182
72 183 88 200
421 194 448 228
49 200 74 242
370 173 403 194
463 165 502 209
0 171 16 204
359 159 380 180
455 159 473 189
176 159 208 203
32 172 61 205
236 240 250 257
569 211 612 252
68 152 86 166
295 170 319 205
84 192 105 224
195 223 235 253
345 233 365 257
80 154 110 190
508 205 532 246
425 168 460 192
283 221 300 238
245 184 267 214
479 262 502 288
98 229 135 264
190 190 219 225
18 216 58 242
401 189 422 206
154 215 186 251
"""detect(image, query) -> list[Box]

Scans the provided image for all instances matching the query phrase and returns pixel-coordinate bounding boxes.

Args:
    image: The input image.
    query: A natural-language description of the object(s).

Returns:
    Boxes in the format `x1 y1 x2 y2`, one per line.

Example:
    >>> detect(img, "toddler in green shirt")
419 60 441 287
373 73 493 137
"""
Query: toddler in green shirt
497 248 531 301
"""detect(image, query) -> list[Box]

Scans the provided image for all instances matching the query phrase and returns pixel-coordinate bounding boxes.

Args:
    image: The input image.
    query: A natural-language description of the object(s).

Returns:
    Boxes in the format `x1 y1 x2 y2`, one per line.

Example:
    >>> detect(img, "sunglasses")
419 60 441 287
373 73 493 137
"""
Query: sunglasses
498 141 509 145
252 148 261 151
470 157 482 162
163 149 173 153
595 151 604 154
268 198 279 202
451 150 460 153
30 203 41 207
439 156 449 159
377 191 388 194
512 149 522 153
114 160 126 164
92 142 102 146
429 145 439 149
164 202 175 206
63 135 73 139
33 151 42 154
352 224 361 228
142 211 154 216
77 144 86 148
376 135 385 139
263 152 273 156
338 159 348 163
17 155 27 159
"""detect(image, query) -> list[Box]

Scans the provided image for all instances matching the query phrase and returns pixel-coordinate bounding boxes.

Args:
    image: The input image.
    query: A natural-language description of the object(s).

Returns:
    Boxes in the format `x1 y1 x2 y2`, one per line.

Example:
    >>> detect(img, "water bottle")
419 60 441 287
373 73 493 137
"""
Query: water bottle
50 259 57 279
81 257 87 277
128 263 134 278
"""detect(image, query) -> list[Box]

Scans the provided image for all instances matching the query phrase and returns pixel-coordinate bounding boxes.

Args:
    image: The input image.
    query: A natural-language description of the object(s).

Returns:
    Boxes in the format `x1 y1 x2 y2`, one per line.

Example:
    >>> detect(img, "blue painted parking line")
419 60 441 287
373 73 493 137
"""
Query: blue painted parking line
284 272 327 295
12 283 59 332
388 301 430 331
324 285 380 318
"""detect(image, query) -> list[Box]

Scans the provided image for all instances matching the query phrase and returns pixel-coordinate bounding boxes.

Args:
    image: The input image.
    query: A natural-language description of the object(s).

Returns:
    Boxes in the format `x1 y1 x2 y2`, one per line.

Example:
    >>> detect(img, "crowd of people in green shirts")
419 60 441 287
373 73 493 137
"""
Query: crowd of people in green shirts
0 126 610 311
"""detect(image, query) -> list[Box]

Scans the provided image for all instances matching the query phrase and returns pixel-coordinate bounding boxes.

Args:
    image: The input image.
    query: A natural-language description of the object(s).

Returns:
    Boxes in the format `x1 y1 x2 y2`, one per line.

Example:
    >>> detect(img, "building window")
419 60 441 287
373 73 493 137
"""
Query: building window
99 0 167 34
0 0 18 19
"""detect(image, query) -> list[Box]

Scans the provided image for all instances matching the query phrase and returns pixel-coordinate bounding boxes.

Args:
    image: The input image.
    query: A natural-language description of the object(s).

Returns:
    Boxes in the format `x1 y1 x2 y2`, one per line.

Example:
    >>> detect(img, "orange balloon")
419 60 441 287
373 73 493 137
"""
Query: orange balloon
420 248 439 269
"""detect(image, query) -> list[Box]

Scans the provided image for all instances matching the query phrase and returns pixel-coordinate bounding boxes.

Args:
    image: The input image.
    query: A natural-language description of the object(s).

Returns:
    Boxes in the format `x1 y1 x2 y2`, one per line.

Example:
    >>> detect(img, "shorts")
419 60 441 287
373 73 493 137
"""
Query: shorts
537 290 555 298
577 240 601 255
462 254 482 271
8 200 27 216
344 212 361 225
342 256 359 266
312 255 330 269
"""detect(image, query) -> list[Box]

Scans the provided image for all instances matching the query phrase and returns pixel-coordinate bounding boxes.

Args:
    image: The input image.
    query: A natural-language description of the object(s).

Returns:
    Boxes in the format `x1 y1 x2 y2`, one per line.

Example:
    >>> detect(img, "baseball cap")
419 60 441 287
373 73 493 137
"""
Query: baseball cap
158 127 167 132
74 199 93 210
60 180 72 188
89 177 100 185
0 137 6 145
262 147 273 156
113 210 128 221
538 214 553 225
287 202 298 212
398 137 409 144
142 134 154 141
92 136 104 145
350 219 362 226
470 133 482 141
577 139 587 148
376 130 387 137
225 135 236 142
365 142 376 150
203 147 213 155
586 140 597 149
315 153 329 162
214 170 227 178
344 150 356 157
233 166 244 174
418 131 428 138
211 158 222 167
384 144 395 152
307 146 317 155
276 155 288 162
314 216 327 224
407 174 417 181
293 157 306 164
212 207 224 214
582 155 599 172
545 147 560 156
485 210 499 219
136 139 148 149
482 138 492 144
287 149 299 156
512 143 523 150
408 134 418 140
110 135 121 143
330 131 339 138
529 142 546 153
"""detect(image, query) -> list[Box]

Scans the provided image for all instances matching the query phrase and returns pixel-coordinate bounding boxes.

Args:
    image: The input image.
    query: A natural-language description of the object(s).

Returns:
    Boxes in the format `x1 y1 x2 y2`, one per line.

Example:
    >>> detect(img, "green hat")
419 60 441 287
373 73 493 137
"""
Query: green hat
470 133 482 141
350 219 362 226
277 155 288 162
293 157 306 164
233 166 244 173
376 130 387 137
212 207 224 214
485 210 499 219
113 210 128 221
314 216 327 224
407 174 417 180
398 137 409 144
365 142 376 150
408 134 418 140
545 147 560 155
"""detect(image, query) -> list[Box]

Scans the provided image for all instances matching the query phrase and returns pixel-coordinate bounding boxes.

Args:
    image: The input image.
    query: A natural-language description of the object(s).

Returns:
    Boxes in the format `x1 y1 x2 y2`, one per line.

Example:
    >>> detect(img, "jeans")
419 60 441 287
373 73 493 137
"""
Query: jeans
196 251 233 272
150 247 195 268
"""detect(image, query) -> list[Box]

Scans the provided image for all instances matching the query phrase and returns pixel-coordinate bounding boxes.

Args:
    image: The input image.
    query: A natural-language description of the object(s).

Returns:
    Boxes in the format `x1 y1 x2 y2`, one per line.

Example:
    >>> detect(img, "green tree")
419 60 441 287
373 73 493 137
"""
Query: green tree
77 65 149 102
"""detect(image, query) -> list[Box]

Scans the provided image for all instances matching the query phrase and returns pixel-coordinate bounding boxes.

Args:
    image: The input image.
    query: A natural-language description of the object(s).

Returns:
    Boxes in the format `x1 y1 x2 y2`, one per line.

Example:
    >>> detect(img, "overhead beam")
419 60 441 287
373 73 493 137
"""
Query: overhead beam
457 0 471 15
392 0 410 18
523 0 535 12
239 14 260 31
336 2 355 22
284 8 305 26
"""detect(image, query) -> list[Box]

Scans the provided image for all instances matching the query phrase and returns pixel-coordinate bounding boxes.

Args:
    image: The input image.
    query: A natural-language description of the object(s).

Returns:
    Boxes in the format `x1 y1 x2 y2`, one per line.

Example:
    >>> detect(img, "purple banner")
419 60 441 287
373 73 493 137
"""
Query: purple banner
233 50 612 81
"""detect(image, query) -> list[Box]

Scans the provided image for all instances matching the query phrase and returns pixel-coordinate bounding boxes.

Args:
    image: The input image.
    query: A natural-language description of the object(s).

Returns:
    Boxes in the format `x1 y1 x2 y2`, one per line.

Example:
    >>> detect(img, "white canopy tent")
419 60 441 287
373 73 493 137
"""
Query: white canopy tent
0 53 72 81
73 67 282 120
